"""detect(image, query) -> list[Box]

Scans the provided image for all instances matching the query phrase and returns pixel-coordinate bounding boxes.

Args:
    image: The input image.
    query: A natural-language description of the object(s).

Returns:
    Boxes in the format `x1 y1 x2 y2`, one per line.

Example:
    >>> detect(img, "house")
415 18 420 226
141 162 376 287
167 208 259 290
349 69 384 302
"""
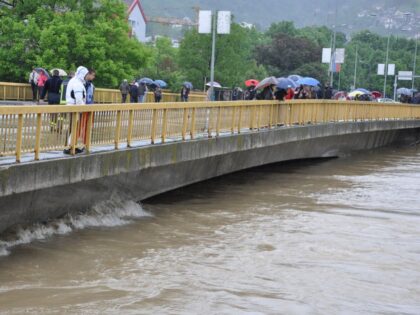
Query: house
124 0 147 42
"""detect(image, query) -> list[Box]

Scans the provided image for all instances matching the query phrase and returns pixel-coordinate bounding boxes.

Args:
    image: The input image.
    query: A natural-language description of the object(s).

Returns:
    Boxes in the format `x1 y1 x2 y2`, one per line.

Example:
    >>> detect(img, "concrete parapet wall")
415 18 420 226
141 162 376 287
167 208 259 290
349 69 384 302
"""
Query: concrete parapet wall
1 120 419 233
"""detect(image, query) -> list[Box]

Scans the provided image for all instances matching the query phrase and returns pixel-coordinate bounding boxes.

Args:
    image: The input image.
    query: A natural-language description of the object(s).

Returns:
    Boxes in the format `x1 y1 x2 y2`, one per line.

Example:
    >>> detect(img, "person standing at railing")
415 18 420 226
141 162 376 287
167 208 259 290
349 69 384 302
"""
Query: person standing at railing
129 81 138 103
138 82 147 103
181 84 190 102
28 69 39 102
65 66 96 154
119 79 130 103
37 71 48 104
41 69 62 104
154 86 162 103
41 69 63 132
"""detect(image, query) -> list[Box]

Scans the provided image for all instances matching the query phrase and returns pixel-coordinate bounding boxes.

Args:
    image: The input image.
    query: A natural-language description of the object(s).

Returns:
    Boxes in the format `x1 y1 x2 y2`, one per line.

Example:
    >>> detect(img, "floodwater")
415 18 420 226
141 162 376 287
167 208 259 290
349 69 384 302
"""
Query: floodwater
0 146 419 314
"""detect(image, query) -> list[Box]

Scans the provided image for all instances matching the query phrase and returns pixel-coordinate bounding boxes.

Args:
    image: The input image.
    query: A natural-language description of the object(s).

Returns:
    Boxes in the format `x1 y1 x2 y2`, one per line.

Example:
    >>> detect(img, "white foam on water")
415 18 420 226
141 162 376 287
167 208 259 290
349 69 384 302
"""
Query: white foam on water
0 197 152 257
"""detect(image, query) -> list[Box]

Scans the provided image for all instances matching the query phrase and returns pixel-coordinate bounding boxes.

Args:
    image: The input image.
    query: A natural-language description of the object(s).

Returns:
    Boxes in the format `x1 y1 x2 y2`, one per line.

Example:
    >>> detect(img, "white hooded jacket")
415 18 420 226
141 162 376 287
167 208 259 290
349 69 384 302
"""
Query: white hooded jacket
66 66 88 105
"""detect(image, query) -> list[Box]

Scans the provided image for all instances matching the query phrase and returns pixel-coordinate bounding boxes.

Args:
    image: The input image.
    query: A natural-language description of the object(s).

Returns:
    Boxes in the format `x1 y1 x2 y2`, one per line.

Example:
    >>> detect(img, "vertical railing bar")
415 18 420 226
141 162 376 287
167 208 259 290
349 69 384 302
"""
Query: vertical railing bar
15 114 23 163
34 113 42 160
127 109 134 147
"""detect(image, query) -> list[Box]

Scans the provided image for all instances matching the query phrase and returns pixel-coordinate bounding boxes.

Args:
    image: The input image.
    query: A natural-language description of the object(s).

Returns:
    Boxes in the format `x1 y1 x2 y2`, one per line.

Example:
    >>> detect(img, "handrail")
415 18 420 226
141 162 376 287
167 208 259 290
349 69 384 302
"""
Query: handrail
0 99 419 163
0 82 206 103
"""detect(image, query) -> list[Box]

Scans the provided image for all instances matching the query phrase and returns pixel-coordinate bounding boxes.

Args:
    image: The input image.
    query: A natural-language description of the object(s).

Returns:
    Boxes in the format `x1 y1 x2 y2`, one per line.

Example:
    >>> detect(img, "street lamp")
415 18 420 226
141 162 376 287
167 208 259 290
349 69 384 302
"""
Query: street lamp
413 36 418 90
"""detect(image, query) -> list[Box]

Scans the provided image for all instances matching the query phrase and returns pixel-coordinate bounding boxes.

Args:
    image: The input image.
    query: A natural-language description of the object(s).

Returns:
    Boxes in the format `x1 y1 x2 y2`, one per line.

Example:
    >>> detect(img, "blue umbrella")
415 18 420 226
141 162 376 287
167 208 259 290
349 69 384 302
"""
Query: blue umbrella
296 77 320 87
138 77 154 85
397 87 412 96
154 80 167 88
276 77 297 89
288 74 302 82
183 81 193 89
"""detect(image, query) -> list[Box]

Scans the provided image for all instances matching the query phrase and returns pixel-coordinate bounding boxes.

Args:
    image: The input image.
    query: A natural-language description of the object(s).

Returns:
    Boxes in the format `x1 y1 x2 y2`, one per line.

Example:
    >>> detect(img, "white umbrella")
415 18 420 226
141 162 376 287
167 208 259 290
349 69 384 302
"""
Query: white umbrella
255 76 278 89
50 68 68 76
206 81 222 88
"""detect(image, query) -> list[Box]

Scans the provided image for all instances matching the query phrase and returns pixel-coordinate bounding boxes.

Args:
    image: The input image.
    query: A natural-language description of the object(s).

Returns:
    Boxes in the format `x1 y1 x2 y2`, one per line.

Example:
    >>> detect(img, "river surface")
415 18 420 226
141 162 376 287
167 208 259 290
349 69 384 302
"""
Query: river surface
0 146 419 314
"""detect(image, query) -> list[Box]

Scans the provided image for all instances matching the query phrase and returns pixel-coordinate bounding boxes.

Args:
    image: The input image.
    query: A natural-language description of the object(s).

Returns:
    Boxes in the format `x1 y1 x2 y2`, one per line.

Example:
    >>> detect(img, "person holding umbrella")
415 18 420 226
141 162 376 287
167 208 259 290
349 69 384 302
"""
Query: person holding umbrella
181 83 190 102
37 70 48 104
28 68 39 102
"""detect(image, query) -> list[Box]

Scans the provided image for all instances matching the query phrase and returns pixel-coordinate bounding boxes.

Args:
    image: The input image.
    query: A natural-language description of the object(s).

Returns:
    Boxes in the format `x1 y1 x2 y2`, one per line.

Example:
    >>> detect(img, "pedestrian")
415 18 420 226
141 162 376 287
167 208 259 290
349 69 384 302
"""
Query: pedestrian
41 69 62 104
119 79 129 103
285 87 294 100
129 81 138 103
60 71 74 104
85 80 95 104
37 71 48 104
323 84 333 99
245 86 256 100
28 69 39 102
65 66 96 154
154 85 162 103
41 69 63 132
260 85 274 100
181 84 190 102
137 82 146 103
274 88 287 101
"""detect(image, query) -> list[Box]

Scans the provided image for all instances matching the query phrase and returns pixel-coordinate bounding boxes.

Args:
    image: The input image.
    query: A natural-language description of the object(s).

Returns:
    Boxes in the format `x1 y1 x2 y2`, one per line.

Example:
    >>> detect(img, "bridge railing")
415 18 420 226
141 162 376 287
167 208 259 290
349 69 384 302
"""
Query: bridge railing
0 100 419 163
0 82 206 103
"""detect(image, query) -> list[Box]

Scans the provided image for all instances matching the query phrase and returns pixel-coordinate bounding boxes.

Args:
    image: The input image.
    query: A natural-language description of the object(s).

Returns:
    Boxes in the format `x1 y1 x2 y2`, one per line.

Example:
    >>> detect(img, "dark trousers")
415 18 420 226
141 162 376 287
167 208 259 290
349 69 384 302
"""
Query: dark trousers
31 82 37 101
121 93 127 103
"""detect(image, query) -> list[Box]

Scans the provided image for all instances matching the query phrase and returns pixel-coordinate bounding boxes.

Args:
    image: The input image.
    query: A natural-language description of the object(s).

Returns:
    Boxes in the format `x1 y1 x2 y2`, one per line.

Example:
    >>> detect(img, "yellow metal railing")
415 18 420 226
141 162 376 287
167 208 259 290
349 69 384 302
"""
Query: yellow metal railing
0 82 206 103
0 100 419 163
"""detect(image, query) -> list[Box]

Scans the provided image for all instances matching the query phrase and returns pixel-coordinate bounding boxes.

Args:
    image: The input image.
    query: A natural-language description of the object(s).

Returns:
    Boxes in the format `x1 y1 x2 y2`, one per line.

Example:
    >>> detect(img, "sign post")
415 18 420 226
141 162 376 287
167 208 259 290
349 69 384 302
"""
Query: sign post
198 10 231 100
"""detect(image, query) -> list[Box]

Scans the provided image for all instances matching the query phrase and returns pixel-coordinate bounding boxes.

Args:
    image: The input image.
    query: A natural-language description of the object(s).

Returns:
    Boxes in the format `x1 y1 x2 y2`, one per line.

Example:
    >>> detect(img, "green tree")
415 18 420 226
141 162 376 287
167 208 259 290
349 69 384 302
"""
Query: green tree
0 0 152 87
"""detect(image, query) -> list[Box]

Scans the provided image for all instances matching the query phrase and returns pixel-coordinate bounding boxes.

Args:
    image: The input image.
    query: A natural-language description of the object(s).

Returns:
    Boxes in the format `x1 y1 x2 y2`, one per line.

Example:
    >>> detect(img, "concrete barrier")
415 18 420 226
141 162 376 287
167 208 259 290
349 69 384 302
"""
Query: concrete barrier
0 120 419 234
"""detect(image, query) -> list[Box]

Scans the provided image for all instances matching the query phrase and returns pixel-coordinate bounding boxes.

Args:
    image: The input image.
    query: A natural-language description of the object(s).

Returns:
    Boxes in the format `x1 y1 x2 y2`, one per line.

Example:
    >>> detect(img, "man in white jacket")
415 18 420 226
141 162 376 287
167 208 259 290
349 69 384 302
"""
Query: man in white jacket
66 66 95 105
64 66 96 154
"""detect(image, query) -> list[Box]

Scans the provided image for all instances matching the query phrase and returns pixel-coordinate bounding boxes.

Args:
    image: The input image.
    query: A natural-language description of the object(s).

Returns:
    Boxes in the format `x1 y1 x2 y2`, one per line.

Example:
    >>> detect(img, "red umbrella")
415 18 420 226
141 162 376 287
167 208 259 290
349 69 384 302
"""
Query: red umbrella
245 79 259 87
333 91 347 100
371 91 382 99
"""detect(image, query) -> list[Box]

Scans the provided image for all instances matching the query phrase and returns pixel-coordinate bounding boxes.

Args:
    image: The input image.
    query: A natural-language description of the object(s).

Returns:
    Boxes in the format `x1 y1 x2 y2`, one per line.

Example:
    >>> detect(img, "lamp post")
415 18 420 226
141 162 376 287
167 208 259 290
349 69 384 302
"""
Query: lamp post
353 45 358 89
412 36 418 90
383 32 391 97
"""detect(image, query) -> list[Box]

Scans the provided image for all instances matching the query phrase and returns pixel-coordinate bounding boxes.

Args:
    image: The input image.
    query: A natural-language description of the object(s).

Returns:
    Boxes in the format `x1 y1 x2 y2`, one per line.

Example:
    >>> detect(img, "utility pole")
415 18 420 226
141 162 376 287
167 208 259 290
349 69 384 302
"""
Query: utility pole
209 11 217 101
353 45 358 89
412 38 418 90
383 33 390 97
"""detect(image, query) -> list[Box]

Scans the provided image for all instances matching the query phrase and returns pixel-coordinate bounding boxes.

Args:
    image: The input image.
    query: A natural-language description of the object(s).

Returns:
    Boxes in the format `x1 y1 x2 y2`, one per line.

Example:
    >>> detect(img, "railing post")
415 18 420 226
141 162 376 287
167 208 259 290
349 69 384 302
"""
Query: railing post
250 105 256 130
190 108 196 139
269 104 273 128
288 104 293 126
231 106 236 134
161 108 167 143
151 109 157 144
127 109 134 147
15 114 23 163
85 111 93 153
114 110 122 150
238 105 243 134
182 108 188 140
34 113 42 160
256 105 262 129
216 106 222 137
70 112 78 155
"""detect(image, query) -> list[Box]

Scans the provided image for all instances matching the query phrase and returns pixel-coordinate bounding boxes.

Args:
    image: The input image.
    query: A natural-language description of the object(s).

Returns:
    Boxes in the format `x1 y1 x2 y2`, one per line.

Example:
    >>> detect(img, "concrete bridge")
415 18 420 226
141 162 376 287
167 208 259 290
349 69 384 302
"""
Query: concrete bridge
0 99 419 234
